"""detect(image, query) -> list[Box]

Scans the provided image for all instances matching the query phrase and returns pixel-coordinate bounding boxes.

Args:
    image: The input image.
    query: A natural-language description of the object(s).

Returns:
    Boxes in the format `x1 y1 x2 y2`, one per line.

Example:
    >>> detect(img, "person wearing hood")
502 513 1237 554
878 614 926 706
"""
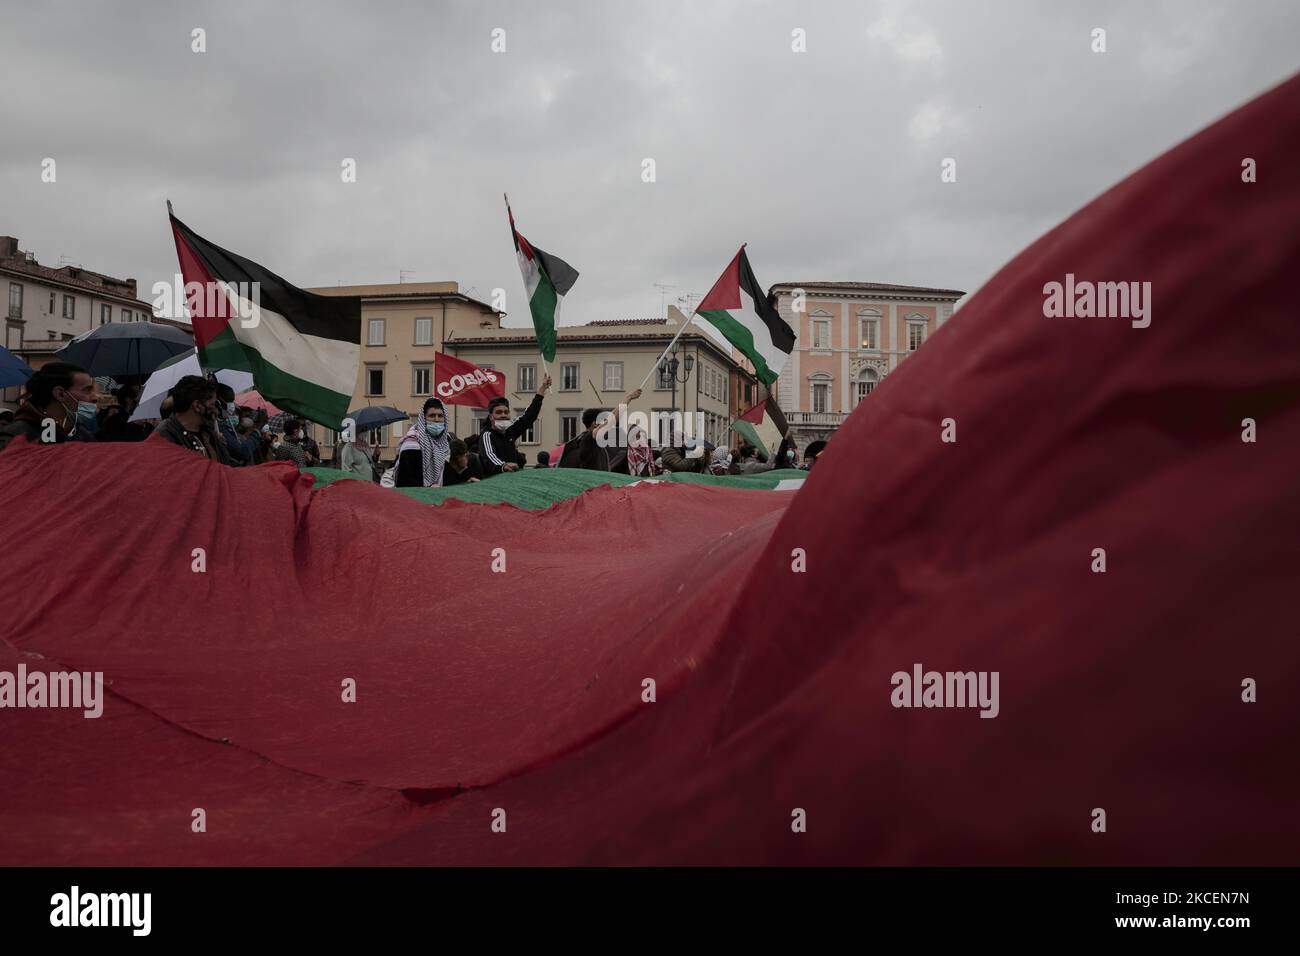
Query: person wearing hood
708 444 733 475
395 397 458 488
613 423 657 476
478 373 551 477
0 361 98 453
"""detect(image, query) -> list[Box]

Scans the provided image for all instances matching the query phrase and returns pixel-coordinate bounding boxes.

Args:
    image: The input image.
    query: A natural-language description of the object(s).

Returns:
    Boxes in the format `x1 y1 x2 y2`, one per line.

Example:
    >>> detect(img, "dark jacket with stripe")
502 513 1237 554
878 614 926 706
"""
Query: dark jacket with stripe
477 394 543 477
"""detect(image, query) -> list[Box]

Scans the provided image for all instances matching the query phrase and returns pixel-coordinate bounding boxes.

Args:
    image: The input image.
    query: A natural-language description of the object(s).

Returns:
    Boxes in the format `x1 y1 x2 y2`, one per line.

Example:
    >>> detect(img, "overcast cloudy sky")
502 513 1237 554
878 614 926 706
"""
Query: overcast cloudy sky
2 0 1297 327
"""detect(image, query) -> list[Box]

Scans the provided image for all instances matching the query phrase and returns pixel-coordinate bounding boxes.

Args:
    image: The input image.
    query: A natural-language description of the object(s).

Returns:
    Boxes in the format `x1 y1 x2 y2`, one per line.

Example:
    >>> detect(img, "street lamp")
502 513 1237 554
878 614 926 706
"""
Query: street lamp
660 346 694 445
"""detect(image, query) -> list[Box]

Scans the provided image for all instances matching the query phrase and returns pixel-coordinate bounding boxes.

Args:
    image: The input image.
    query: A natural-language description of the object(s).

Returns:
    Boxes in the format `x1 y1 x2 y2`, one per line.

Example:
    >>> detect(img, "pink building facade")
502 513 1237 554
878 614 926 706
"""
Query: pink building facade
768 281 964 447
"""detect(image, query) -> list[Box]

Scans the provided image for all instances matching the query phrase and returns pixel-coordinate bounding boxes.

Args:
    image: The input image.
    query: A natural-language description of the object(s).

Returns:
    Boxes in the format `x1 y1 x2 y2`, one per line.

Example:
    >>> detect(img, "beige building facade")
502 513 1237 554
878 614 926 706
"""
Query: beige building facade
446 309 752 462
305 281 505 459
2 235 163 410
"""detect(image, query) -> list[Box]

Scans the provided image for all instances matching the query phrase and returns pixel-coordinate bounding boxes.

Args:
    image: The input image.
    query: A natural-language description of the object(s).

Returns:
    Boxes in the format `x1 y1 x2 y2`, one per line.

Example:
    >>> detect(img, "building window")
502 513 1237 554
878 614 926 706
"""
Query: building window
48 292 55 315
366 366 385 396
367 319 385 346
412 365 431 395
121 308 130 323
603 361 623 391
812 383 829 413
8 283 21 319
367 426 387 448
515 408 537 444
472 415 487 435
856 368 879 405
812 320 830 349
414 317 433 345
908 322 926 351
560 363 580 391
63 295 75 319
860 318 878 350
656 361 673 389
100 304 110 325
517 363 536 393
560 411 579 443
5 323 20 350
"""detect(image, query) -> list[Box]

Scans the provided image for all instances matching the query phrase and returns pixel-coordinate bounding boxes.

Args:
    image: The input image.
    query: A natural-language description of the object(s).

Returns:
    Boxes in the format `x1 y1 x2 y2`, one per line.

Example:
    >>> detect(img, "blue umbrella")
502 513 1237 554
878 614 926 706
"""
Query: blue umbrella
345 405 410 430
55 323 194 378
0 345 34 389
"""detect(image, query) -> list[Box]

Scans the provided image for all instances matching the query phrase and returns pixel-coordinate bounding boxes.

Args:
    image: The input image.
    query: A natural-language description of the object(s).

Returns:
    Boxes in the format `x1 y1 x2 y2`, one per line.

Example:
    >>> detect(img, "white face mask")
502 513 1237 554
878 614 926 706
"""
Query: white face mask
492 418 512 431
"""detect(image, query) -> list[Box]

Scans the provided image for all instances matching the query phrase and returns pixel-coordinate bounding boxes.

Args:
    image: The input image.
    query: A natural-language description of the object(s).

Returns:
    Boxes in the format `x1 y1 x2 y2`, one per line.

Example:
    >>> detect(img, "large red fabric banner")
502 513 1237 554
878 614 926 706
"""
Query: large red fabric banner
1 73 1298 866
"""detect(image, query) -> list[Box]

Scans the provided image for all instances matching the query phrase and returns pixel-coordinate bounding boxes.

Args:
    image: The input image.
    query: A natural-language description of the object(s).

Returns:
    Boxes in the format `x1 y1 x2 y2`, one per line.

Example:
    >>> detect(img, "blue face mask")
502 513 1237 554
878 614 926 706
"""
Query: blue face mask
76 401 99 435
425 421 446 438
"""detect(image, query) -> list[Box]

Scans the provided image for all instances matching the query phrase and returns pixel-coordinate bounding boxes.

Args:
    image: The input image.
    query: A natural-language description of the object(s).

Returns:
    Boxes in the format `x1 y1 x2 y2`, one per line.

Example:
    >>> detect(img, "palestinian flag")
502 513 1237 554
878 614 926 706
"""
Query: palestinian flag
697 246 795 385
507 199 578 362
732 393 788 460
169 214 361 427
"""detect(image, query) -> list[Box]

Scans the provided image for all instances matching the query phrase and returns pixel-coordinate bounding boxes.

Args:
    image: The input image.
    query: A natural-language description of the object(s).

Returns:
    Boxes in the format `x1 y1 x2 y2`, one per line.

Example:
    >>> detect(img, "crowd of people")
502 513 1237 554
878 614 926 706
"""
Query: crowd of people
0 361 825 482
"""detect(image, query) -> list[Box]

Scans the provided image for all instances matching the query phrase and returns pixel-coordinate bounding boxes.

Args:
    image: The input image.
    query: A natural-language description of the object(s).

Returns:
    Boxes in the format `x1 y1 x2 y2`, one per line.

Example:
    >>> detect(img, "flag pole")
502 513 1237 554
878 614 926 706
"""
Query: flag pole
637 241 745 391
639 310 696 391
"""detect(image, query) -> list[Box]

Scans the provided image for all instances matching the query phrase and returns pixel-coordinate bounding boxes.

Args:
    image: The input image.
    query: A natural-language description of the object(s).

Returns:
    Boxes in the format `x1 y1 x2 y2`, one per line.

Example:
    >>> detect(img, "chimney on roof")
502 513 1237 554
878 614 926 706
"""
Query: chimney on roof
125 278 137 296
0 237 18 260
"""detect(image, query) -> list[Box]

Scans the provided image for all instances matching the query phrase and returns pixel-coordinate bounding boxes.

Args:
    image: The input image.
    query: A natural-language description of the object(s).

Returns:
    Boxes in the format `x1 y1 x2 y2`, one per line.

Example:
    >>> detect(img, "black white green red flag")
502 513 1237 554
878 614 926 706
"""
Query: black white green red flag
731 393 787 458
696 246 795 386
169 214 361 427
506 198 578 362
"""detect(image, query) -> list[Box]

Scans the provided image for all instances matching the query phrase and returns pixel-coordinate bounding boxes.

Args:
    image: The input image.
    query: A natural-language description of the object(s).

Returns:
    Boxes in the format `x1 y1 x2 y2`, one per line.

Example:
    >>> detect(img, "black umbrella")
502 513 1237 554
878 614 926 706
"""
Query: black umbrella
345 405 409 431
55 323 194 378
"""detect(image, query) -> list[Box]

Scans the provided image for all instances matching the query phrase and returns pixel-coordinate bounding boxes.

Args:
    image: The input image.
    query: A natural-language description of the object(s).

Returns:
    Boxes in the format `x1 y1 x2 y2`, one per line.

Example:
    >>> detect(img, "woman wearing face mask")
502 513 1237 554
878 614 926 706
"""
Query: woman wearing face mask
395 397 457 488
0 361 98 453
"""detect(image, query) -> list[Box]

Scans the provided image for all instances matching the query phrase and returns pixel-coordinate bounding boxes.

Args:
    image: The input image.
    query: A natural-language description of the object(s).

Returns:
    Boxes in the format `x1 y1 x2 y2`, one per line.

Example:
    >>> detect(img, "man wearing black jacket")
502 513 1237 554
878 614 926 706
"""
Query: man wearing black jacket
478 373 551 477
557 386 643 471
